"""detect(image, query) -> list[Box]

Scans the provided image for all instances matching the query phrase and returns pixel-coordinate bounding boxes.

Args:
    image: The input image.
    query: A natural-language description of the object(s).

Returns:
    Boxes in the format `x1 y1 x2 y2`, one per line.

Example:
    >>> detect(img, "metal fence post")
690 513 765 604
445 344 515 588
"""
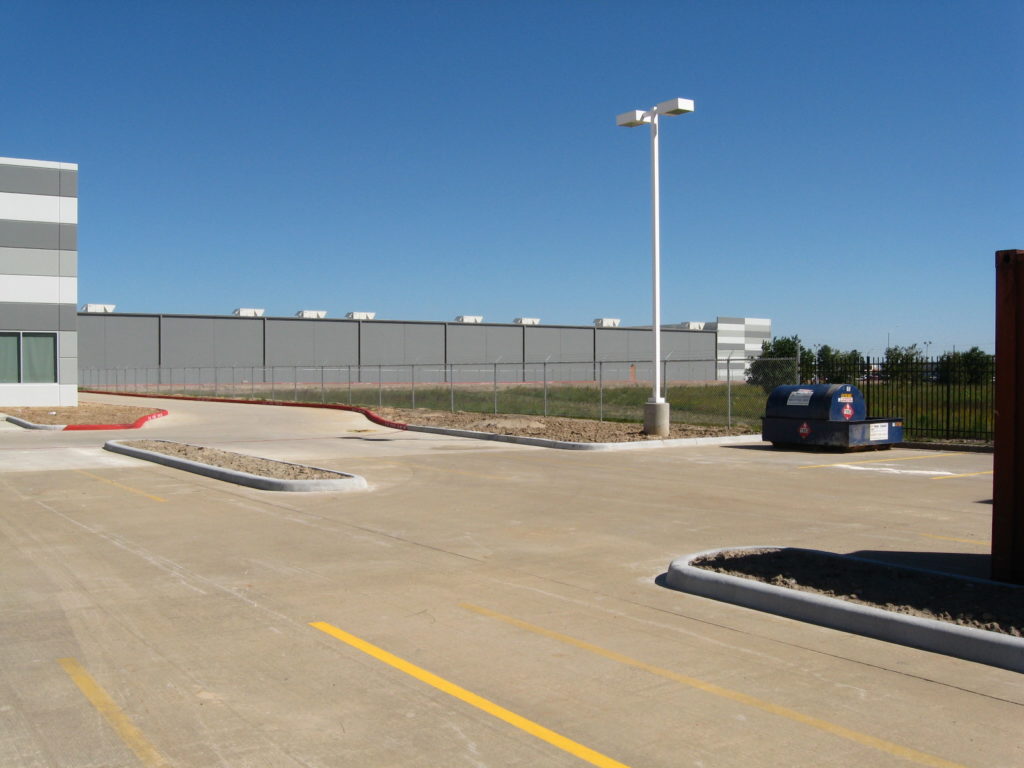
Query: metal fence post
493 363 498 414
378 364 383 409
411 364 416 409
320 365 325 403
450 364 455 411
945 369 954 439
599 361 604 421
543 361 548 416
727 351 733 428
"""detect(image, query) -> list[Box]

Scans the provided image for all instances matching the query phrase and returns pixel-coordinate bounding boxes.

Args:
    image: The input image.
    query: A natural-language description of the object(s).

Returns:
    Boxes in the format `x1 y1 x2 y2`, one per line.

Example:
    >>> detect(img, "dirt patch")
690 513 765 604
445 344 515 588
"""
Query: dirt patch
122 440 344 480
377 407 756 443
693 548 1024 636
2 403 163 425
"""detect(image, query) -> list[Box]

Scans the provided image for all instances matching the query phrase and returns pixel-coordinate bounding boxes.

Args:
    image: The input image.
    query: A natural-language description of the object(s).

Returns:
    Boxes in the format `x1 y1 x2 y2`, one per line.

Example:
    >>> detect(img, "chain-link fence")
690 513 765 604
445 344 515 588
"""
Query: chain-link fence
81 357 798 429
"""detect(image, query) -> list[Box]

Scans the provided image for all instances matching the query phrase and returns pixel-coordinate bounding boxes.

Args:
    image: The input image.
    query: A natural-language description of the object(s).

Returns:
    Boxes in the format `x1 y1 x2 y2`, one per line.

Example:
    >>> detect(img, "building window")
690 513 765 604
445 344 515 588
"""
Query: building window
0 332 57 383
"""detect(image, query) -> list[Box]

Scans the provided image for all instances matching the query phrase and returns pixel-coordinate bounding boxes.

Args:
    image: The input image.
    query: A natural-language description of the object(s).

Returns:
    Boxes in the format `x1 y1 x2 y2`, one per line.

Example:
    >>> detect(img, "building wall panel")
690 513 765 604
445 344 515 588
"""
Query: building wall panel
310 322 359 366
360 322 405 365
265 320 316 366
445 324 487 363
0 192 77 224
0 163 62 196
0 301 62 331
401 323 445 364
78 314 159 369
0 247 61 276
525 326 592 363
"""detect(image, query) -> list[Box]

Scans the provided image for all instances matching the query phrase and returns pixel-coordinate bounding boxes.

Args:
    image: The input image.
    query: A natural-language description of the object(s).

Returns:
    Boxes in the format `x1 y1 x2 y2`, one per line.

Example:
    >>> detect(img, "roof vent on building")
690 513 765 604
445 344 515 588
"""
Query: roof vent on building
81 304 116 313
593 318 621 328
295 310 327 319
455 315 483 324
233 308 264 317
514 317 540 325
345 311 376 320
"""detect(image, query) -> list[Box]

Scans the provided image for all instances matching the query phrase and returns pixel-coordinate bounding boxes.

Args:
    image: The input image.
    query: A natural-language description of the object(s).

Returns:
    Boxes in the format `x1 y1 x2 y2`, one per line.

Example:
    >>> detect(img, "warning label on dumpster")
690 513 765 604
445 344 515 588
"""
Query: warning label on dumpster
786 389 814 406
870 422 889 441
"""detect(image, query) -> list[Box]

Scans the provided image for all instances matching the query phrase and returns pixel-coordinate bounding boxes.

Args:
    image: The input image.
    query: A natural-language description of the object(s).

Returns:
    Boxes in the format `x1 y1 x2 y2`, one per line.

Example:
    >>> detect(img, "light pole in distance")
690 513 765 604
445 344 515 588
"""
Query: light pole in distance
616 97 694 436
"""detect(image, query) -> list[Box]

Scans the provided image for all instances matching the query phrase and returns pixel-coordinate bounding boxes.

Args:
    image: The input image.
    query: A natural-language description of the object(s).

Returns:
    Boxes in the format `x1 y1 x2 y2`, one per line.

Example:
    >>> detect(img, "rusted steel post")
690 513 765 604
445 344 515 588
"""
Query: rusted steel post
992 249 1024 583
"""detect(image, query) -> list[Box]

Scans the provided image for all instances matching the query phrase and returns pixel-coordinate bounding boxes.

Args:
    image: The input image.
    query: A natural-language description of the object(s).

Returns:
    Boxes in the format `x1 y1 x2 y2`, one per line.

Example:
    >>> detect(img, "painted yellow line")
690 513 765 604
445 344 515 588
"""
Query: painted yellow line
799 452 965 469
460 604 966 768
918 533 990 547
58 657 171 767
309 621 630 768
76 470 167 502
931 470 993 480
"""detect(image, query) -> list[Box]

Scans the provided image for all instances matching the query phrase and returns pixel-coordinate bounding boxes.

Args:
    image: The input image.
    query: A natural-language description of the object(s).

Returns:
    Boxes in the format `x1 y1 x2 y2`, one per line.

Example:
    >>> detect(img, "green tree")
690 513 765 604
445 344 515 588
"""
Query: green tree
881 344 924 382
746 335 814 392
815 345 865 384
936 346 993 385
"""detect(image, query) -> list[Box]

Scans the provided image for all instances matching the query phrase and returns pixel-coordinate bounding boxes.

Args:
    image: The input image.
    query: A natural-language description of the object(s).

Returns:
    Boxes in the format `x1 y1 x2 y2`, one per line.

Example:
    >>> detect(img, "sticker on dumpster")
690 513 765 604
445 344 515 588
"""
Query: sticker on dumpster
838 394 854 402
870 422 889 441
841 403 854 420
787 389 814 406
798 422 811 438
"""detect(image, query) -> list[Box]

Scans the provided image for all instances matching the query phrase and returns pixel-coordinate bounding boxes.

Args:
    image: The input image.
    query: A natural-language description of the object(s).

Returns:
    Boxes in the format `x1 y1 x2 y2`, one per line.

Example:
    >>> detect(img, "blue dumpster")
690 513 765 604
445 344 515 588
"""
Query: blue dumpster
761 384 903 449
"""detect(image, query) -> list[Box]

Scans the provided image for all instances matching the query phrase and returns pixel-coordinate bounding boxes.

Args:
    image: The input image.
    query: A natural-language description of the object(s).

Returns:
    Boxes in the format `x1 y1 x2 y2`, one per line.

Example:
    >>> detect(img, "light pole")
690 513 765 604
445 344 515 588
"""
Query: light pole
617 97 694 436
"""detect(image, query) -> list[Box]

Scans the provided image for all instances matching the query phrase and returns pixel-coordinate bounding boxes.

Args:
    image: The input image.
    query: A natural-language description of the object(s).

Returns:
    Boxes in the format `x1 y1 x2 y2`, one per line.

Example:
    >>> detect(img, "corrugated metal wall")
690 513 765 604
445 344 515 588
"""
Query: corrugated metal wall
78 313 717 372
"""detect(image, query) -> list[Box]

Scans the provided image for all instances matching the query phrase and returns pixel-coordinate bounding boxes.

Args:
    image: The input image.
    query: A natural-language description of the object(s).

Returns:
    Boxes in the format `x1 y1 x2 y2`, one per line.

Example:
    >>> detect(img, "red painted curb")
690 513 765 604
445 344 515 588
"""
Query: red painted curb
77 391 409 431
62 408 170 431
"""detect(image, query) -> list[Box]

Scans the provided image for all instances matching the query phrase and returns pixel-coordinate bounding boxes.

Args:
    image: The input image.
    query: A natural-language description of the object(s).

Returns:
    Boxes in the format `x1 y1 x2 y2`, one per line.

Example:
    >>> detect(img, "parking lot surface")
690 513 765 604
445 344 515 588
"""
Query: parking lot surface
1 394 1018 767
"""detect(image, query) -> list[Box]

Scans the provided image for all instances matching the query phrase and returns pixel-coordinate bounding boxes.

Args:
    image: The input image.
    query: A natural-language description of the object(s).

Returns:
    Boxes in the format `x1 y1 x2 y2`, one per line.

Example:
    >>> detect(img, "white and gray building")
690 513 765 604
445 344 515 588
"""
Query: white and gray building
674 316 772 380
0 156 78 406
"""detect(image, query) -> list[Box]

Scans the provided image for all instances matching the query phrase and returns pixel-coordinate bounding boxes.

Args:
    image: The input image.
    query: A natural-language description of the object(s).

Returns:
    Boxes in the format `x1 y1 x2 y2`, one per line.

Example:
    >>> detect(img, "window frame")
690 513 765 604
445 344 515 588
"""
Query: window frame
0 331 58 384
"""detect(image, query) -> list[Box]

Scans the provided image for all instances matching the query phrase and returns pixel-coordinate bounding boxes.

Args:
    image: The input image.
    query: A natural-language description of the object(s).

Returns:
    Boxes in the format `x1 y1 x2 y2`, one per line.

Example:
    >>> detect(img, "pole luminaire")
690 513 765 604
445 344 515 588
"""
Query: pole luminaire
617 97 694 436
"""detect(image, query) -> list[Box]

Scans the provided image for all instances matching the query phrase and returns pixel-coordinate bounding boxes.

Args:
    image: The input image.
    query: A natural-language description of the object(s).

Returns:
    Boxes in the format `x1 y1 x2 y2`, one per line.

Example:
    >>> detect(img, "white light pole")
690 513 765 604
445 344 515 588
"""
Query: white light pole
617 97 694 436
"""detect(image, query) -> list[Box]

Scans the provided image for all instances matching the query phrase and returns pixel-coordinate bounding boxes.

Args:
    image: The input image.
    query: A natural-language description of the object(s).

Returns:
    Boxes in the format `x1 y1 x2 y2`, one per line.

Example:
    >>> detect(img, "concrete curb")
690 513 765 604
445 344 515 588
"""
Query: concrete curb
666 546 1024 673
4 416 65 430
104 439 368 493
405 425 762 451
4 409 169 431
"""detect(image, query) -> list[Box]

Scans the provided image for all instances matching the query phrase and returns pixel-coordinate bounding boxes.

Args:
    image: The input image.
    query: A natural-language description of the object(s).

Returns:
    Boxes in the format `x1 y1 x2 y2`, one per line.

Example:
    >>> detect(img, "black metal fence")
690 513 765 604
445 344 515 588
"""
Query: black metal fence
808 355 994 442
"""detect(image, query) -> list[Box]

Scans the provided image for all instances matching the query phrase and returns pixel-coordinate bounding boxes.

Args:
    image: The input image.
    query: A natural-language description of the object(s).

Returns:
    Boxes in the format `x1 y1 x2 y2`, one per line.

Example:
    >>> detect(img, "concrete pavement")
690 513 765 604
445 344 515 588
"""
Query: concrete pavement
1 393 1018 767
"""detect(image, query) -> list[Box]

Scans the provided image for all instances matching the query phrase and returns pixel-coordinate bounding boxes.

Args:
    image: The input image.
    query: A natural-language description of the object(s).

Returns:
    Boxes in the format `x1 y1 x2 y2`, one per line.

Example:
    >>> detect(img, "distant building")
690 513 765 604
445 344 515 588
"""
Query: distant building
672 317 772 380
0 156 78 406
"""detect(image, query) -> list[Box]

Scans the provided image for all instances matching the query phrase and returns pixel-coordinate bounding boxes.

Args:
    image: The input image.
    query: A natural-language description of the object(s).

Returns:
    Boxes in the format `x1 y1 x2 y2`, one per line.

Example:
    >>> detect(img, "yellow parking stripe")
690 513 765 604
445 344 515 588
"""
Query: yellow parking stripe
931 470 993 480
460 603 966 768
799 452 965 469
918 533 989 546
309 621 630 768
58 658 171 767
75 470 167 502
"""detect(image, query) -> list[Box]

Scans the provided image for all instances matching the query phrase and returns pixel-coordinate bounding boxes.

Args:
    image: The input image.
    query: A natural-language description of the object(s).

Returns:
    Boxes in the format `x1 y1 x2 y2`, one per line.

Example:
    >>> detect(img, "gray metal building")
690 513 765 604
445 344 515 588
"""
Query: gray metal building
78 313 719 383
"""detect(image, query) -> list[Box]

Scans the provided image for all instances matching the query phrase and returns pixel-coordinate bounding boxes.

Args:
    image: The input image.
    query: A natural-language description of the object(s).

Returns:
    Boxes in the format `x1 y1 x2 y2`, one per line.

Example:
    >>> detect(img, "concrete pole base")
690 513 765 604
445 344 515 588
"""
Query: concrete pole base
643 401 671 437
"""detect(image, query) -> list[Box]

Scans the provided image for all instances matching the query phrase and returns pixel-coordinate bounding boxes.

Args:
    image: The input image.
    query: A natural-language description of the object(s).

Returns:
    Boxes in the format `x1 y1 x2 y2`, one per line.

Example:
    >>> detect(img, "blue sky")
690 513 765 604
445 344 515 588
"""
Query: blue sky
7 0 1021 355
